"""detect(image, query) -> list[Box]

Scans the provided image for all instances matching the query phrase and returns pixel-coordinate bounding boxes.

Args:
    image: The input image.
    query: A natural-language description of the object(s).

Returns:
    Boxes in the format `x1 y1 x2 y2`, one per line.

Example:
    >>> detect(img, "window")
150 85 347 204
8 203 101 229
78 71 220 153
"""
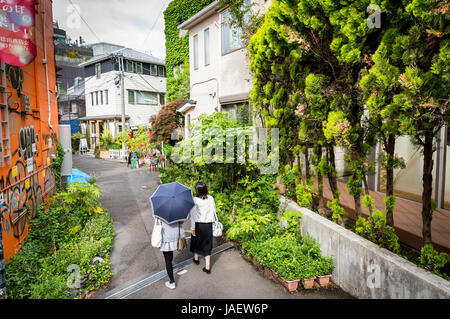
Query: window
126 60 134 73
91 92 94 106
193 34 199 70
136 91 157 105
128 90 135 104
136 62 143 74
74 76 82 89
204 28 210 66
174 64 184 79
100 90 103 105
71 102 77 114
95 91 99 105
104 90 108 104
158 65 165 77
221 10 243 55
159 93 165 105
150 64 158 76
95 63 101 79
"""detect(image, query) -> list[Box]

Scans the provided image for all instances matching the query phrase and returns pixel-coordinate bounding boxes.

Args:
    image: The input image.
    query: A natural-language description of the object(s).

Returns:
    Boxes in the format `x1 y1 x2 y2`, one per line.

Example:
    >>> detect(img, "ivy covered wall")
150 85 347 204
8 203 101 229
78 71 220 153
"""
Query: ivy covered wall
164 0 215 102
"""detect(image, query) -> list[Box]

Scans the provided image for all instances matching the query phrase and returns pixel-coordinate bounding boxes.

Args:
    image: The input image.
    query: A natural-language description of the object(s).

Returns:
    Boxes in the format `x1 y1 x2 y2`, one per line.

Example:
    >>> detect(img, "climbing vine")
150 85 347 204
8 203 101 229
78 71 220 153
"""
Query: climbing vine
164 0 215 102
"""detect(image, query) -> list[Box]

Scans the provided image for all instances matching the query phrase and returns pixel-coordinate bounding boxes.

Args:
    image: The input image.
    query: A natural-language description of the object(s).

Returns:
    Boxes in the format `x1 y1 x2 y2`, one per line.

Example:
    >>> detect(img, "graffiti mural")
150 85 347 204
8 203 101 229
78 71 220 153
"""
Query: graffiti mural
0 0 59 261
17 126 38 160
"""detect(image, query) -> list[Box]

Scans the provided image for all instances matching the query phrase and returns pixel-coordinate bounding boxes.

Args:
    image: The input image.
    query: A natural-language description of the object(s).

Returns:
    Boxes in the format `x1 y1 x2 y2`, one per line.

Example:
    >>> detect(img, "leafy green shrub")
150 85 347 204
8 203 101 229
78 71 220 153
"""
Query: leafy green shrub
100 130 121 150
296 182 313 208
280 210 302 236
226 211 273 243
316 256 335 276
419 244 449 275
355 210 400 253
327 198 346 226
5 182 114 299
299 235 322 259
279 164 297 200
51 142 65 192
71 133 86 153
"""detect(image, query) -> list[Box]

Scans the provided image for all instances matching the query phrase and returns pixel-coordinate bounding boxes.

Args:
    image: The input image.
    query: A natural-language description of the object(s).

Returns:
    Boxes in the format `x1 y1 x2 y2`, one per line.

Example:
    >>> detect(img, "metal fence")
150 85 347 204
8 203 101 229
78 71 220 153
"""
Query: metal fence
109 149 128 160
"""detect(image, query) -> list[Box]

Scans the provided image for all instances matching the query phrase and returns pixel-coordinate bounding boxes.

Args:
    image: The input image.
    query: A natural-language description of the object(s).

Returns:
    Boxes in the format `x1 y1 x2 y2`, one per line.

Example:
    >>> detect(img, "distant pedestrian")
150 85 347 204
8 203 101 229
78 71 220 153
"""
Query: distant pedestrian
190 182 216 274
159 218 186 289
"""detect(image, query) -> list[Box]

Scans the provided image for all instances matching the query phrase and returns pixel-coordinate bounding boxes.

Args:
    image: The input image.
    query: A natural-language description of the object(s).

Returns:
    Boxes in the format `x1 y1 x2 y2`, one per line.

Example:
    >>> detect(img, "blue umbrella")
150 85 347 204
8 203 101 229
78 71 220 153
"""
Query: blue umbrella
150 181 195 224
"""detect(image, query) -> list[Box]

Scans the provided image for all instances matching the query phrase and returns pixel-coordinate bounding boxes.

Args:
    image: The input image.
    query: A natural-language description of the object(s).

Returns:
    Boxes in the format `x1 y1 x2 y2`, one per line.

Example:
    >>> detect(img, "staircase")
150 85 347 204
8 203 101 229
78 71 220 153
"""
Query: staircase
0 62 11 167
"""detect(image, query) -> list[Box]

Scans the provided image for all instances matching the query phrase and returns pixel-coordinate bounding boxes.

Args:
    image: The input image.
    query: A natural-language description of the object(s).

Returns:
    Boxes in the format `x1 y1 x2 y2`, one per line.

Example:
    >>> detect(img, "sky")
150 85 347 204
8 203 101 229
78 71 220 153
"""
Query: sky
52 0 173 60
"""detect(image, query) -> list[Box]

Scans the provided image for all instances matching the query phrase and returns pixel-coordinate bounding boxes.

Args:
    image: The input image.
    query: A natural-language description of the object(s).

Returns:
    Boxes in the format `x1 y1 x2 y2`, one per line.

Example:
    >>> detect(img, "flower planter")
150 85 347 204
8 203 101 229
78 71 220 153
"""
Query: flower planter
263 267 273 280
272 183 285 194
242 254 252 263
99 150 110 159
252 256 263 272
303 278 315 289
282 278 300 292
271 269 282 284
316 275 332 287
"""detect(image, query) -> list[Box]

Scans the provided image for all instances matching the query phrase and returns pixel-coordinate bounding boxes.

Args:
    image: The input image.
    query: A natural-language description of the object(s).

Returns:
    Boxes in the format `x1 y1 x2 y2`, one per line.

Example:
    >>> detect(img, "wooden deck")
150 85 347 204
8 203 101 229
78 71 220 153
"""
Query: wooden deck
318 180 450 254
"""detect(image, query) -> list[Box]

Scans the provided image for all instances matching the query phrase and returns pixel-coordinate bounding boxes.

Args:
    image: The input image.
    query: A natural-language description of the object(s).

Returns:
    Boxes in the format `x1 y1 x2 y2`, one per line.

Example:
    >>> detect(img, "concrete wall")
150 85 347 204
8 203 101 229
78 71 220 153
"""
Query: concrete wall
280 197 450 299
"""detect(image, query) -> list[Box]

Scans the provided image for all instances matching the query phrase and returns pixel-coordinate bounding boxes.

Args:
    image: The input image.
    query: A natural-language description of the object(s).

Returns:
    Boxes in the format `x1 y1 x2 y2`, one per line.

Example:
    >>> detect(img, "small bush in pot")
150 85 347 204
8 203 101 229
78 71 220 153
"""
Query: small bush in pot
316 256 334 287
274 258 302 292
301 260 317 289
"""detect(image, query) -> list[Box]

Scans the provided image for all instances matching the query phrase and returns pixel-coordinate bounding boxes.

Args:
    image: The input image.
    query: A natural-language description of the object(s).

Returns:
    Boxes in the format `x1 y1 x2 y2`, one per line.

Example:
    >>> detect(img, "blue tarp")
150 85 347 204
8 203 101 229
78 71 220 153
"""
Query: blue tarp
60 120 80 134
67 169 91 185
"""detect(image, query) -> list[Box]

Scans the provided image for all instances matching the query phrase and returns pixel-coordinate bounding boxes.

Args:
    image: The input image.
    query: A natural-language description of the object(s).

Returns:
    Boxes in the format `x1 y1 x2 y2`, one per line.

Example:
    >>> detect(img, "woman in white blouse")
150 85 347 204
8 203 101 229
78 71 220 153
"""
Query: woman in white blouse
190 182 216 274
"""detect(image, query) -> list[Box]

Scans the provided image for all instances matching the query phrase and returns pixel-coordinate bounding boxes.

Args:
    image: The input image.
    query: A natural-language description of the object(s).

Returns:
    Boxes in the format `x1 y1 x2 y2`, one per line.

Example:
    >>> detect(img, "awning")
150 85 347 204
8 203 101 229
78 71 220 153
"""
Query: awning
219 92 249 105
177 100 197 113
78 115 131 121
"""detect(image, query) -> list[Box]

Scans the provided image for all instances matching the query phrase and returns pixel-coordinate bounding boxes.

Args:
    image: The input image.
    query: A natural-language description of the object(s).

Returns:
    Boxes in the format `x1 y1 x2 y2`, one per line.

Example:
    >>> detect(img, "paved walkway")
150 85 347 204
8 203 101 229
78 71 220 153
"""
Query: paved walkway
73 155 353 299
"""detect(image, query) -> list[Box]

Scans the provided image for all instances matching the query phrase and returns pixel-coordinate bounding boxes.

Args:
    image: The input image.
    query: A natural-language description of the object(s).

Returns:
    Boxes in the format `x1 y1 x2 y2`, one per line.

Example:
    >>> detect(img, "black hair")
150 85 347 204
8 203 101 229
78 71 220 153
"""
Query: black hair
194 182 208 200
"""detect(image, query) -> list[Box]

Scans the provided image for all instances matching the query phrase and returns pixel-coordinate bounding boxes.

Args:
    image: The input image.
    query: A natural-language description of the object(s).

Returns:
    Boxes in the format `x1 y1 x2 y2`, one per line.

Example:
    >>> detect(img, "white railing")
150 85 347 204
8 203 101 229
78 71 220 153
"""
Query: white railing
109 149 128 160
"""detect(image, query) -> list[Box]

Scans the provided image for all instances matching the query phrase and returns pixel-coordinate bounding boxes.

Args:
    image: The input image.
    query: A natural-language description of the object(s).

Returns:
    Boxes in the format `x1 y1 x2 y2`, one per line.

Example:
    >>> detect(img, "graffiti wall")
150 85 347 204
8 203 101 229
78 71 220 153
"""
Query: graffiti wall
0 0 59 260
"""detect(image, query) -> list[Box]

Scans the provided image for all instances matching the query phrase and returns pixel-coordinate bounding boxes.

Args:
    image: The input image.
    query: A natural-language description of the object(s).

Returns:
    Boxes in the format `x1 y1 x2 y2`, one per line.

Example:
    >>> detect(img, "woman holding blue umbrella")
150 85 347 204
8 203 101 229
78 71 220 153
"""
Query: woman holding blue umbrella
150 182 195 289
159 219 185 289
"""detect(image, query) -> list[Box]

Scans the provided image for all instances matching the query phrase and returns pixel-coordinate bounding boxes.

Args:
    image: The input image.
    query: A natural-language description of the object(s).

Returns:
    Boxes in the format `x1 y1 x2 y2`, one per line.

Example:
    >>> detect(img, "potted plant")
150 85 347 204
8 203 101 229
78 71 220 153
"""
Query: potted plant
263 267 274 280
252 256 263 272
274 260 301 292
315 256 334 287
301 261 317 289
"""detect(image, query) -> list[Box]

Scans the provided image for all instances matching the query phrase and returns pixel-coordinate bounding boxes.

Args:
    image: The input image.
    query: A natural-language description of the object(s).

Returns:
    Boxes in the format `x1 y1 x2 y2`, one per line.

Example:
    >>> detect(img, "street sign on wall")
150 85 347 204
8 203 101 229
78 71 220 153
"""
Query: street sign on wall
0 0 37 66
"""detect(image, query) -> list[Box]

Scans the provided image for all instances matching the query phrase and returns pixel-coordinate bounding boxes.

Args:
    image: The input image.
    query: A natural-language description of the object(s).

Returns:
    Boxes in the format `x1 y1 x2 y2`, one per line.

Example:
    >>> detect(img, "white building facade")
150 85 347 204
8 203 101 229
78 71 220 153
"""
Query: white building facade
177 1 272 133
79 48 166 148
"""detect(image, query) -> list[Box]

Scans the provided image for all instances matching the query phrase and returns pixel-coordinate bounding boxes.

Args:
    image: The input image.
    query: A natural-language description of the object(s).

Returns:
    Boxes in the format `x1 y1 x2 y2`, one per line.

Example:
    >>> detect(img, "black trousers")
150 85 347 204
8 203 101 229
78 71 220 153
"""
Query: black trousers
163 251 174 283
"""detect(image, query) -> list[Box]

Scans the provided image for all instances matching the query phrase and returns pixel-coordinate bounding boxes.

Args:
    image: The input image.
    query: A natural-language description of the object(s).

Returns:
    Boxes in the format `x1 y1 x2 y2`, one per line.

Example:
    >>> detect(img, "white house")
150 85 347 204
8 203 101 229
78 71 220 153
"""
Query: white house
79 47 166 148
176 0 273 136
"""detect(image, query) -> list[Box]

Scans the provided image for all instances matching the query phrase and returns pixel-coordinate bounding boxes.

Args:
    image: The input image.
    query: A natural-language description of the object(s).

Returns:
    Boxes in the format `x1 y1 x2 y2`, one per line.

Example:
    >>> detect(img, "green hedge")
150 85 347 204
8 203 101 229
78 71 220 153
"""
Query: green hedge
5 182 115 299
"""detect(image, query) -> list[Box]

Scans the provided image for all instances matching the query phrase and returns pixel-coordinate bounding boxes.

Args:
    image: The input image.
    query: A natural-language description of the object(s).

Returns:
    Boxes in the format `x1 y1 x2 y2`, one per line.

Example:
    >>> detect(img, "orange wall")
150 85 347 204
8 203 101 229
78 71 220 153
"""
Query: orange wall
0 0 59 260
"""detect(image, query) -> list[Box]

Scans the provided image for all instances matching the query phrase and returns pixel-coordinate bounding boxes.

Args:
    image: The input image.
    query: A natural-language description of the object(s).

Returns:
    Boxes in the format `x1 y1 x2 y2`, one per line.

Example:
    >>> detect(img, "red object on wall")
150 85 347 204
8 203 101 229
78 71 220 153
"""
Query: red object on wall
0 0 37 66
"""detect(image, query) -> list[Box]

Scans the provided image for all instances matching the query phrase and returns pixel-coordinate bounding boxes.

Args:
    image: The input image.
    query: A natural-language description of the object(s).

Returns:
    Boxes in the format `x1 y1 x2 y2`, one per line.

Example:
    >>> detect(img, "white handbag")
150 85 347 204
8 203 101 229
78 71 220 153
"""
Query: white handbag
151 218 162 248
212 211 223 237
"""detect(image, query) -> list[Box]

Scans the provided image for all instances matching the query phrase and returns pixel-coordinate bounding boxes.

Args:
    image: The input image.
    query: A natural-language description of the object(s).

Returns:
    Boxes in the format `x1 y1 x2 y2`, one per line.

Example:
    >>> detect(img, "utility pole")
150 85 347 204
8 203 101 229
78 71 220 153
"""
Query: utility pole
67 83 71 134
120 55 126 158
